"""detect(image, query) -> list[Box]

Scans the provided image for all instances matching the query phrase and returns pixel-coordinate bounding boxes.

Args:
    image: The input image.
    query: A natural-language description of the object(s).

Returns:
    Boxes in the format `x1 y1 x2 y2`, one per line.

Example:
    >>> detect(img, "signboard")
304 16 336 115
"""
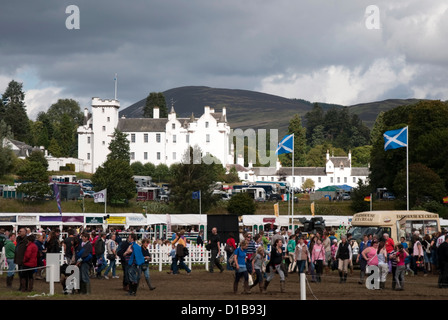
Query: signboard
263 218 276 223
40 216 62 222
62 216 84 223
106 216 126 224
0 216 16 223
17 216 37 224
126 216 146 225
86 217 104 224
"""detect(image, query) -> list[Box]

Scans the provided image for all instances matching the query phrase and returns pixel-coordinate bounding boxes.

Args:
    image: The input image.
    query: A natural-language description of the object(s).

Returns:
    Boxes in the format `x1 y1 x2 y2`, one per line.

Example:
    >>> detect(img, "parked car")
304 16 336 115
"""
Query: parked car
383 192 395 200
269 193 283 201
342 193 351 200
82 190 95 198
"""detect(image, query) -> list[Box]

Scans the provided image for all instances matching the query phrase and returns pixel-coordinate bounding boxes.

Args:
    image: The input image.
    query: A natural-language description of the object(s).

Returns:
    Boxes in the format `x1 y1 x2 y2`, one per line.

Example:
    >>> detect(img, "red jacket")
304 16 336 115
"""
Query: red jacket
23 242 38 267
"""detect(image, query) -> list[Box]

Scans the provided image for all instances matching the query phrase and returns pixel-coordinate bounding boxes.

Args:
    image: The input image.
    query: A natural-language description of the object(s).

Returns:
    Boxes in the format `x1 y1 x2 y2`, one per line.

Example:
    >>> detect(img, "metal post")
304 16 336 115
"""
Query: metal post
300 273 306 300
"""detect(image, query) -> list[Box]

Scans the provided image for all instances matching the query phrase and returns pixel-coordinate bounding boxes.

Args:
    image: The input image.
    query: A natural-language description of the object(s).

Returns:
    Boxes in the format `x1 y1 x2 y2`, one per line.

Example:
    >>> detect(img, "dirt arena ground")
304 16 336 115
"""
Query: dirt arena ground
1 265 447 301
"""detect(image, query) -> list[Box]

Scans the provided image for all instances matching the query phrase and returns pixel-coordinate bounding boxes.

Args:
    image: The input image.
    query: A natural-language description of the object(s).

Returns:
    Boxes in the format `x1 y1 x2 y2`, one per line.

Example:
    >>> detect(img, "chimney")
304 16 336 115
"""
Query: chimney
326 150 330 160
84 108 88 120
204 106 210 114
237 154 244 166
153 106 160 119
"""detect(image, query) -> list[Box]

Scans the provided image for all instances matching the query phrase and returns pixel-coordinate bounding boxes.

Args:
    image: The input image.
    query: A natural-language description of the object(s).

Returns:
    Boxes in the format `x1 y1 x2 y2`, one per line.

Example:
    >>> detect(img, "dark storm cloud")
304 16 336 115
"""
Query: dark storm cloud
0 0 447 116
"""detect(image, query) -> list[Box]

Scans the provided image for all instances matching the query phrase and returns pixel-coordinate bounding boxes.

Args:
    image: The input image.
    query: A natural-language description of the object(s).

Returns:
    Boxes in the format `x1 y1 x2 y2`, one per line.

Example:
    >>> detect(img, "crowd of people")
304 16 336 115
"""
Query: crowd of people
2 225 448 296
227 227 448 294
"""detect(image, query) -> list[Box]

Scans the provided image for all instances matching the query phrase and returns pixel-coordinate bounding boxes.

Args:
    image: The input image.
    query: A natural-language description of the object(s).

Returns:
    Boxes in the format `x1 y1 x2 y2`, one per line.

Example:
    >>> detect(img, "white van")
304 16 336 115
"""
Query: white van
349 210 440 243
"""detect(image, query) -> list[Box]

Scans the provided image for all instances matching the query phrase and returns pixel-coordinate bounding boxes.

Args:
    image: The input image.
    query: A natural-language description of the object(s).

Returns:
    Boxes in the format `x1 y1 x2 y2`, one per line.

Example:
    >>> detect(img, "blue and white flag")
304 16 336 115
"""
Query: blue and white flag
192 191 201 200
275 134 294 155
384 127 408 151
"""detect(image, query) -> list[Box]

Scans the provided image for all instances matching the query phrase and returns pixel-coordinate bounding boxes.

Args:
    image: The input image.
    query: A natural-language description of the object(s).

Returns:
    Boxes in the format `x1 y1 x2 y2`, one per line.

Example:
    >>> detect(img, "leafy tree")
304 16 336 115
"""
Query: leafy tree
16 150 50 199
46 99 84 126
0 120 14 177
394 163 446 208
2 80 30 143
350 179 373 213
107 129 130 161
130 161 146 175
143 92 168 118
91 129 135 204
154 164 171 183
169 146 220 213
227 192 256 215
352 145 372 167
279 114 307 167
304 103 324 144
302 178 315 190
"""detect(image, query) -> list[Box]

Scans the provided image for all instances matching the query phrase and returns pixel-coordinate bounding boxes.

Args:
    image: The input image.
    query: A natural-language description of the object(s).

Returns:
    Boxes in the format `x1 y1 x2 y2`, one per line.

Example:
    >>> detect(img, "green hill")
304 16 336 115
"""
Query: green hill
119 86 424 134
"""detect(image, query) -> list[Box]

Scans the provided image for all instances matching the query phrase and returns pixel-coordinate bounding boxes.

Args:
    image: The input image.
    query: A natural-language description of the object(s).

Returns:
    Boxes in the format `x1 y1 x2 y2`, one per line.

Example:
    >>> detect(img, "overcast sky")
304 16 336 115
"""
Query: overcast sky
1 0 447 119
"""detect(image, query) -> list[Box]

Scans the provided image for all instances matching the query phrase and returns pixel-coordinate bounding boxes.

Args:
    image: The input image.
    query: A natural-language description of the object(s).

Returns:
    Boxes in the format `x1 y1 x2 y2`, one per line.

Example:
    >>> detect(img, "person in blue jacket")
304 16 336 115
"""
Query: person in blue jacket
123 233 145 296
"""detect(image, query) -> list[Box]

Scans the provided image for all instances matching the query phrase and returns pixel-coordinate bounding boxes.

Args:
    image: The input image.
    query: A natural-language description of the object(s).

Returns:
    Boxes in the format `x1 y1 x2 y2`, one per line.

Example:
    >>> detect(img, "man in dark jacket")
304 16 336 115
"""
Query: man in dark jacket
14 227 27 291
437 236 448 288
117 234 132 291
76 232 93 294
208 227 224 273
94 232 107 278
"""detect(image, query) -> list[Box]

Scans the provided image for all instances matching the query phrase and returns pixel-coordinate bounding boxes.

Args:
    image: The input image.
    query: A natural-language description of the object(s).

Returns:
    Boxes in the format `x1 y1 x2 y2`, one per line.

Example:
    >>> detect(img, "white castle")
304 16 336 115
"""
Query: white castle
77 97 368 191
77 98 233 173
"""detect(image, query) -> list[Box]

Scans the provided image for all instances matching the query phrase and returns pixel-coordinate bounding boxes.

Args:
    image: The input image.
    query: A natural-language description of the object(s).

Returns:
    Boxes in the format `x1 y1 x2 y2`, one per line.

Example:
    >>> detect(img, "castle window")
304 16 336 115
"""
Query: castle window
144 152 148 160
156 133 161 143
102 126 106 131
173 135 176 143
157 152 161 160
205 121 209 128
206 134 210 143
172 123 175 129
131 134 135 143
144 134 148 143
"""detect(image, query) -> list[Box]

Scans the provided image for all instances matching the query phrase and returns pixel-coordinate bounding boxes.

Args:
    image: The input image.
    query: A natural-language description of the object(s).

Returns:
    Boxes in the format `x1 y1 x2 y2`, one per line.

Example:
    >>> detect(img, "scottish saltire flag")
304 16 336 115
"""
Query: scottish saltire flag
192 191 201 200
384 127 408 151
94 189 107 203
275 134 293 155
53 183 62 215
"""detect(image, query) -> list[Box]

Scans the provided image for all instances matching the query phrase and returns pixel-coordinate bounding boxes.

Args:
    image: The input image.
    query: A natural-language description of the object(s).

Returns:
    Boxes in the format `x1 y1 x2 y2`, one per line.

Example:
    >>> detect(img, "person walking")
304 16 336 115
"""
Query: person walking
287 234 297 273
295 236 310 275
94 232 107 279
208 227 224 273
357 234 371 284
311 238 325 283
104 233 119 279
225 233 237 270
5 233 16 288
437 235 448 288
250 245 267 293
75 232 93 295
140 238 156 290
335 235 352 283
394 244 408 291
172 231 192 275
22 234 38 292
264 238 286 293
233 240 250 294
362 239 379 289
412 235 427 276
14 227 28 291
377 241 389 289
123 233 145 296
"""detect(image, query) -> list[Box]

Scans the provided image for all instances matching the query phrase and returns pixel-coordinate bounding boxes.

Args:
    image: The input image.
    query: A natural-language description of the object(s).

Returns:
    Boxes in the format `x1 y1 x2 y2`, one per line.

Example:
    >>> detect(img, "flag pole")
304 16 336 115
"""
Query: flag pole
114 73 118 100
406 126 409 211
370 193 372 211
291 133 294 232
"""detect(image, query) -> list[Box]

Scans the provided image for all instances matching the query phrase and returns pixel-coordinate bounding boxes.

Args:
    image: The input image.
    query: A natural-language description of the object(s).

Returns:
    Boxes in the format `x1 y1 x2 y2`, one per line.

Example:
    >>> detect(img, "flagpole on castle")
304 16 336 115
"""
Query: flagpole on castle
114 73 118 100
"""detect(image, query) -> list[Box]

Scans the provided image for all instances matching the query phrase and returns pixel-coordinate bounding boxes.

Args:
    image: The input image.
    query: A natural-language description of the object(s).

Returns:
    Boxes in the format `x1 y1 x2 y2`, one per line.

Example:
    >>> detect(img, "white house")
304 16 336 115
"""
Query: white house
227 150 369 190
77 98 234 173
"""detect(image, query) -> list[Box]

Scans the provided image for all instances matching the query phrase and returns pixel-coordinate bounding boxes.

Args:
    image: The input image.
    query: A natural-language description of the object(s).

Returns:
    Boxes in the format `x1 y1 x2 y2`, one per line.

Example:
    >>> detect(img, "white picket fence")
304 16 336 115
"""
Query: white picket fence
0 244 229 274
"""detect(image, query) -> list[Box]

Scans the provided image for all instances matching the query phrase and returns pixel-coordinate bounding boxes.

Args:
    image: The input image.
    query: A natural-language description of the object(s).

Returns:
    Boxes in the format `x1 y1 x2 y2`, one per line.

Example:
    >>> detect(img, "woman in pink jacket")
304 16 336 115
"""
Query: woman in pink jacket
312 238 325 283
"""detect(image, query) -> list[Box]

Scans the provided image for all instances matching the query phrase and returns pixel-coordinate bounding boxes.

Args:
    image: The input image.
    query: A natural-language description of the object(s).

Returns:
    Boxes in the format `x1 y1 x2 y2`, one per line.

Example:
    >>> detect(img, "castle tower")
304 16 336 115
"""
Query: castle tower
91 97 120 172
